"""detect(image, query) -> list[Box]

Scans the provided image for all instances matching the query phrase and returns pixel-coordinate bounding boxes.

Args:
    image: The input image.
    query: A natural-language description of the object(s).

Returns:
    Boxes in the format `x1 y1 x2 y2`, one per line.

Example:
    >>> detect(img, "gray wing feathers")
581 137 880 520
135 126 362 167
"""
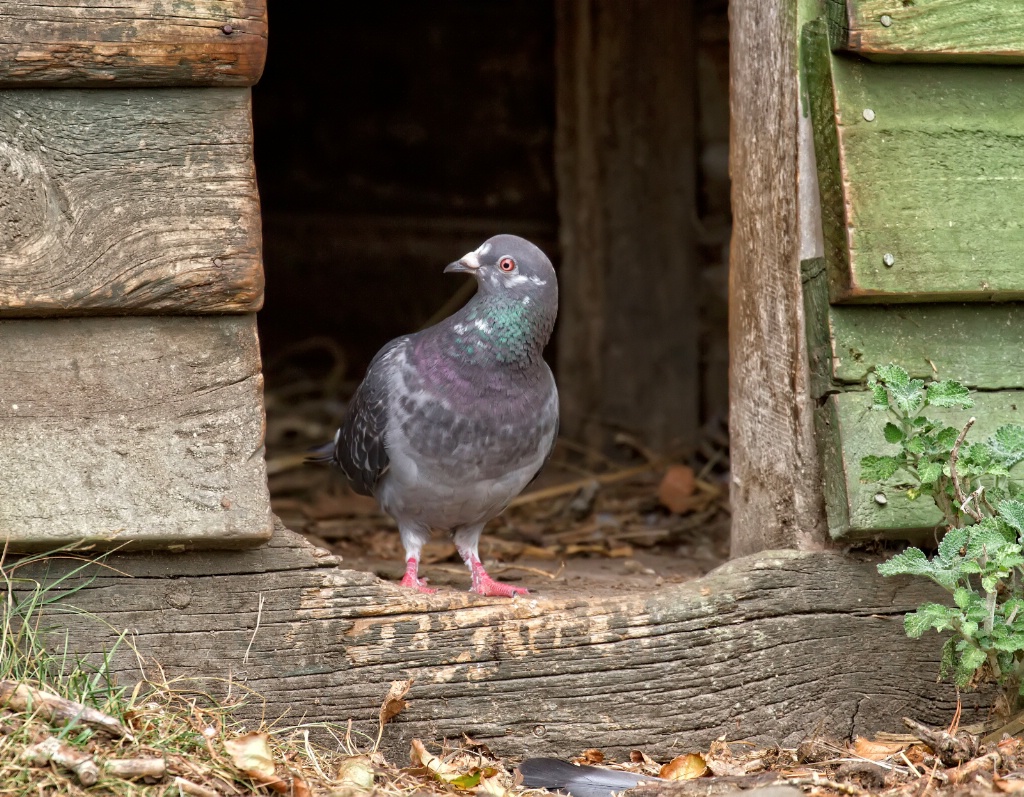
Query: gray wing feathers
333 338 404 495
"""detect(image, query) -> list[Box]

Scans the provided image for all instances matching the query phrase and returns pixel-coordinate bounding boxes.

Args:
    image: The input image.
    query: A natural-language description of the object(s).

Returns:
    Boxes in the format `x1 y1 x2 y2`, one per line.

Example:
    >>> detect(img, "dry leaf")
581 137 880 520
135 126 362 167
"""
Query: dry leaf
379 679 413 727
660 753 708 780
994 775 1024 793
411 738 456 776
337 755 375 790
630 750 661 775
658 465 696 514
224 732 276 780
292 774 312 797
576 749 605 765
476 769 508 797
704 740 744 777
851 736 910 761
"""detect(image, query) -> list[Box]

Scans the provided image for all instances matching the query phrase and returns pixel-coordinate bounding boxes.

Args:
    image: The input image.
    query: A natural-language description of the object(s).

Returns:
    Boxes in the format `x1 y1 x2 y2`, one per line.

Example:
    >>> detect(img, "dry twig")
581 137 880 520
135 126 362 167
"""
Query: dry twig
949 417 982 523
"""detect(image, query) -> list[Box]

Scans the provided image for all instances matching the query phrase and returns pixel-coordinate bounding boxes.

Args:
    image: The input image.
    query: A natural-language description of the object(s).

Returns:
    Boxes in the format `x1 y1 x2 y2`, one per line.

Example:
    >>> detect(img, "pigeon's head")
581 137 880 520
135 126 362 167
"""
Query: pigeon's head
445 234 557 306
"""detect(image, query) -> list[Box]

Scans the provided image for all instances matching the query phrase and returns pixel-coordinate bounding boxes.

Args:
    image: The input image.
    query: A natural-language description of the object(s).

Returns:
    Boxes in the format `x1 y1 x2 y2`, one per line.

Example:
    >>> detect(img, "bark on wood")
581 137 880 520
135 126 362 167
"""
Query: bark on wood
827 0 1024 63
0 88 263 316
818 390 1024 539
0 1 267 86
554 0 700 453
728 0 829 554
805 24 1024 303
12 523 995 762
0 315 272 550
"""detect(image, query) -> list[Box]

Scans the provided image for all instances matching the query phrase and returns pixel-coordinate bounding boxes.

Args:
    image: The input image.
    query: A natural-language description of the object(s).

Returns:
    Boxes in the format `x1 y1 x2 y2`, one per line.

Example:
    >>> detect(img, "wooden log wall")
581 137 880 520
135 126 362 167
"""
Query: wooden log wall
12 526 993 762
0 1 271 550
0 1 267 86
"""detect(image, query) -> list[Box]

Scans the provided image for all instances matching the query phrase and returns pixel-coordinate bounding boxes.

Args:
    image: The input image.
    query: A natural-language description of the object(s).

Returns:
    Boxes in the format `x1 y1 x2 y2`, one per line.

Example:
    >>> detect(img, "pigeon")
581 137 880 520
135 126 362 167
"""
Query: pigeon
518 758 660 797
313 234 559 597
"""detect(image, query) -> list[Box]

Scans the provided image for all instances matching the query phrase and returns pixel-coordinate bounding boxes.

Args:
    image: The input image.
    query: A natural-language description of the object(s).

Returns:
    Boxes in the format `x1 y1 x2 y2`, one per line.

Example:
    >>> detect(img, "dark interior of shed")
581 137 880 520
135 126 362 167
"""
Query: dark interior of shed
252 1 733 595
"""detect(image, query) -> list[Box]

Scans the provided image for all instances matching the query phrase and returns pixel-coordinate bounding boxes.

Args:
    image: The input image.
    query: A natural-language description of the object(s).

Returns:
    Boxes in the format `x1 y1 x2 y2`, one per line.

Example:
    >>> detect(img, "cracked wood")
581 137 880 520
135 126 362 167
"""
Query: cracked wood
0 315 272 549
13 527 995 760
0 88 262 316
0 1 267 86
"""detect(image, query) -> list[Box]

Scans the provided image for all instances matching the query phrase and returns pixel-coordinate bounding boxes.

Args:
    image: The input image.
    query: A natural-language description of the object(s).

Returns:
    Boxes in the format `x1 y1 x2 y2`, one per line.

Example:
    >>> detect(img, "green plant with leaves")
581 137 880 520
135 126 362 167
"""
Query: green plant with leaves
863 364 1024 696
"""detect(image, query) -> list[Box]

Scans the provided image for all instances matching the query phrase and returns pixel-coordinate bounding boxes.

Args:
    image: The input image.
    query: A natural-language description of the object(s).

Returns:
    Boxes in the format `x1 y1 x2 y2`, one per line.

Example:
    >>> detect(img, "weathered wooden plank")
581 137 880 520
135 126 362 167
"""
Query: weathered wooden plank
816 390 1024 539
555 0 700 452
729 0 829 553
804 23 1024 303
0 1 267 86
827 0 1024 63
12 525 994 761
0 315 272 549
803 258 1024 394
828 303 1024 390
0 88 263 315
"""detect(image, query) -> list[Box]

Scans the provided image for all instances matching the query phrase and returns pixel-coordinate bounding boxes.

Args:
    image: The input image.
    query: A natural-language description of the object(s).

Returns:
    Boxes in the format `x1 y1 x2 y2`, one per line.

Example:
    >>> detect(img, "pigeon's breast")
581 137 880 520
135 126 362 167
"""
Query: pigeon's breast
377 344 558 528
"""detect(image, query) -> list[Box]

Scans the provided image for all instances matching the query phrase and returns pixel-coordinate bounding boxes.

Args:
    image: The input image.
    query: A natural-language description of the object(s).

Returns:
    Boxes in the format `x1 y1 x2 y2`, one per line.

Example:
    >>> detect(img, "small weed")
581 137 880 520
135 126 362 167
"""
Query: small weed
864 365 1024 700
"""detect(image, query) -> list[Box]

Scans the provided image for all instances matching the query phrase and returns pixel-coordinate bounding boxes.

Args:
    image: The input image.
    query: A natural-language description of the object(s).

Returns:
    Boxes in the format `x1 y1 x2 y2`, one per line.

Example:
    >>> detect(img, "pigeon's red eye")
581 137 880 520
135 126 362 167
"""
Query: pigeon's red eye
499 257 516 272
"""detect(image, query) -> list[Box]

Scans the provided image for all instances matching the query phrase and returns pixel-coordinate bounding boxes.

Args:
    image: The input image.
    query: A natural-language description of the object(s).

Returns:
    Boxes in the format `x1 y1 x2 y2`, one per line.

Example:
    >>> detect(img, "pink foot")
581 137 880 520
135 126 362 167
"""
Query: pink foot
399 559 437 594
469 561 529 598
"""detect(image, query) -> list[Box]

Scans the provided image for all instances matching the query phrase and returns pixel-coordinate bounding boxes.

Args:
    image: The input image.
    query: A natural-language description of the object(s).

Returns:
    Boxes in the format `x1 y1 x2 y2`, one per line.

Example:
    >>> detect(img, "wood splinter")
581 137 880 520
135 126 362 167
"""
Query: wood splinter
21 735 100 786
103 757 167 780
0 679 134 740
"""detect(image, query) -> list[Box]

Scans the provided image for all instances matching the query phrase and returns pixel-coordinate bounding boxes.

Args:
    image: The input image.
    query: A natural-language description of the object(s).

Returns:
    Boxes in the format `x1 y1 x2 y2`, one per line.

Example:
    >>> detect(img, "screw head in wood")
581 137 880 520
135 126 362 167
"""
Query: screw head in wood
883 252 895 267
222 24 234 35
880 14 892 27
863 108 876 122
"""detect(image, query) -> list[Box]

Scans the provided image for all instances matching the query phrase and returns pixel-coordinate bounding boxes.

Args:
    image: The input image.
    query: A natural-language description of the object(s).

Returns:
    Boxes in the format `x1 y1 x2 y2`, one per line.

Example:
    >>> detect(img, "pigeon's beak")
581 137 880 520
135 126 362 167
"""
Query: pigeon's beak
444 251 481 274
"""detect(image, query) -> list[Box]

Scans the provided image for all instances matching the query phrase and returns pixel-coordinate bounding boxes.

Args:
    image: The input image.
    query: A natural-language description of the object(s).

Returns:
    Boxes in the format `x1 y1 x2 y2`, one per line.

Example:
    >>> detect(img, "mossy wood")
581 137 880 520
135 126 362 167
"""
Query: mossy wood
816 390 1024 540
827 0 1024 63
0 1 267 86
11 526 992 760
804 24 1024 303
0 315 272 550
0 88 263 316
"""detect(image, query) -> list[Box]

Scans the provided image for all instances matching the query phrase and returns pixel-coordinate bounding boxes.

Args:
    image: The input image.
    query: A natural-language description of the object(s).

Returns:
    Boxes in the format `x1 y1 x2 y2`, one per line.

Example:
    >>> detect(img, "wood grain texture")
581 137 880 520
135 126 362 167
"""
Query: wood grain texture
12 524 993 761
729 0 829 554
555 0 700 452
0 88 263 315
0 315 272 549
827 0 1024 63
805 24 1024 303
817 390 1024 539
0 1 267 86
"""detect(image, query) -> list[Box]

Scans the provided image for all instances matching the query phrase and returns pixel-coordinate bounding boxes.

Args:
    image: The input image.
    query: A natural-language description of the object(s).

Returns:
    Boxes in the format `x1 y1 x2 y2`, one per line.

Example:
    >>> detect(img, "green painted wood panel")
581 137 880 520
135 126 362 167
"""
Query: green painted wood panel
828 0 1024 63
829 303 1024 389
804 23 1024 303
818 390 1024 540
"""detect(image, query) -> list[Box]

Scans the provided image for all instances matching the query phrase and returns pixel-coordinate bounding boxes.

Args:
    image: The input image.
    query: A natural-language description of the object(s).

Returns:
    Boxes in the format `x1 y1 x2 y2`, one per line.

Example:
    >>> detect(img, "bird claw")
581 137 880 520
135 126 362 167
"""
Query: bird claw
398 556 438 594
471 574 529 598
399 572 437 594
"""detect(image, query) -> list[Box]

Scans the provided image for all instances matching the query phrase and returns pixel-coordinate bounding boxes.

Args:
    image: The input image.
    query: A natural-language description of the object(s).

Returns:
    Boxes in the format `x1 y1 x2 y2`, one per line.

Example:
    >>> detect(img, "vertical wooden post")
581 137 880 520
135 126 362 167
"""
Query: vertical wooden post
555 0 699 454
728 0 830 554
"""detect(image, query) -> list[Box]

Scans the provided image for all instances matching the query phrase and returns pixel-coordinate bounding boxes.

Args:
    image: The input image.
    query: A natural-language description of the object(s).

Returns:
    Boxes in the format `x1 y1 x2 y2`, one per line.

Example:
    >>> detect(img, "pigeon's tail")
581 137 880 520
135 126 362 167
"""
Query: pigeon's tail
518 759 658 797
305 440 337 466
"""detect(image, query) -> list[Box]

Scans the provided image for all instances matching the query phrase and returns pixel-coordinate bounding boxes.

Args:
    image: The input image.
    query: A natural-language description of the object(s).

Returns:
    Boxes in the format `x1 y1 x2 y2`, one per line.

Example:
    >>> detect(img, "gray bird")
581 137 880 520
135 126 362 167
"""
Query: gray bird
314 234 559 597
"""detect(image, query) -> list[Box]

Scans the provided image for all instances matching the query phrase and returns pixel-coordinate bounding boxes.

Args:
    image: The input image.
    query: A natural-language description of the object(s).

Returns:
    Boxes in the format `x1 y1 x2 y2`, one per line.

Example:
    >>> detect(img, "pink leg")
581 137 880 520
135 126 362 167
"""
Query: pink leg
398 557 437 594
467 558 528 598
